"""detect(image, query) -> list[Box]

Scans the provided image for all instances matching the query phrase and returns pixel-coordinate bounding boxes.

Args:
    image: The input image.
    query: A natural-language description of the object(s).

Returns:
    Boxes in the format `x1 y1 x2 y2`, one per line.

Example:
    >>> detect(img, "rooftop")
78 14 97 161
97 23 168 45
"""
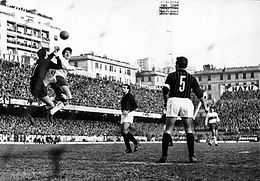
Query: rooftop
0 2 53 20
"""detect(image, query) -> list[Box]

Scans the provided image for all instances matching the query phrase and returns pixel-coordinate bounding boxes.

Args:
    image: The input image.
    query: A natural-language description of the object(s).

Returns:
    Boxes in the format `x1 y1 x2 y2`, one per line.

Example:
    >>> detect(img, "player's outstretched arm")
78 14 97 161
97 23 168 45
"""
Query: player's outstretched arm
49 56 62 70
47 46 60 60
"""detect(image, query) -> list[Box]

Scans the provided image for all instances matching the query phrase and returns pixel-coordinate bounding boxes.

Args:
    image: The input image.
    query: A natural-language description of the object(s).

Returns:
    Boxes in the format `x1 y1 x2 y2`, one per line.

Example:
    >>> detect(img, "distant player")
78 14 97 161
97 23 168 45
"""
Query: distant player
158 56 208 163
30 47 62 113
120 84 140 153
205 105 220 146
49 47 81 115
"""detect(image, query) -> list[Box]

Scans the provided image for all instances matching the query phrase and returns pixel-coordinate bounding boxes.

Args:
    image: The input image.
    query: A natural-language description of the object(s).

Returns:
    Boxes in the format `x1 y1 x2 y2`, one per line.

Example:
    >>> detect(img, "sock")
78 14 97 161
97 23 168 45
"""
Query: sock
186 133 195 158
127 132 137 145
162 133 171 157
122 133 131 151
213 136 217 144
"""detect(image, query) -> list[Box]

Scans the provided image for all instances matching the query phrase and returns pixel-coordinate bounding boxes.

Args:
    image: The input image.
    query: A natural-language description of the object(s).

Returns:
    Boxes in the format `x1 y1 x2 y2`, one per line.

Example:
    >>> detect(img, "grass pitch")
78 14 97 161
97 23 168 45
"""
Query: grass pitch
0 142 259 181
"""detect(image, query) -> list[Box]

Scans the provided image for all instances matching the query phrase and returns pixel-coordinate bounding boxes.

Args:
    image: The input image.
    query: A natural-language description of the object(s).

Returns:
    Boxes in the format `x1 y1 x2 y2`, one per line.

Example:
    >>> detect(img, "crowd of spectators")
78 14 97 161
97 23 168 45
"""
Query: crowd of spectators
194 90 260 133
0 114 164 139
0 59 164 113
0 59 259 138
0 60 31 100
215 90 260 132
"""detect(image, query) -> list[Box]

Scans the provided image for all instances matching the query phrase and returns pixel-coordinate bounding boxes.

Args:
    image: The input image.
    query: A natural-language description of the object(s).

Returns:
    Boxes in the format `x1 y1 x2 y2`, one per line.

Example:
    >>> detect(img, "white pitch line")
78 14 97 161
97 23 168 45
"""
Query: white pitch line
118 161 257 168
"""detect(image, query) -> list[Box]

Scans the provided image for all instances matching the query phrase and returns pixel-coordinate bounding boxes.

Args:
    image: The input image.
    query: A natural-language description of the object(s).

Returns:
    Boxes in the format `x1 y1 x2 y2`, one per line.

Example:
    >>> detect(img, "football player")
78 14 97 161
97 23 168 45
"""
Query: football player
49 47 81 115
158 56 208 163
205 105 220 146
120 84 140 153
30 47 62 114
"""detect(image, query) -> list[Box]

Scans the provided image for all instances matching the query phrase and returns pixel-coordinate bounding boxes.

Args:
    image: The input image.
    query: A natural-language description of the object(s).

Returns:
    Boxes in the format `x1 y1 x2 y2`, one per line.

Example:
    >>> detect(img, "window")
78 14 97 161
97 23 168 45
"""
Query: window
243 73 246 79
141 77 144 82
148 76 151 81
95 63 98 69
208 75 211 81
208 85 211 90
74 62 78 67
120 68 122 73
127 69 131 76
105 65 107 70
220 74 223 80
251 72 254 78
198 75 202 81
157 77 159 82
235 73 239 79
110 66 113 72
100 64 102 69
208 94 212 100
227 74 231 80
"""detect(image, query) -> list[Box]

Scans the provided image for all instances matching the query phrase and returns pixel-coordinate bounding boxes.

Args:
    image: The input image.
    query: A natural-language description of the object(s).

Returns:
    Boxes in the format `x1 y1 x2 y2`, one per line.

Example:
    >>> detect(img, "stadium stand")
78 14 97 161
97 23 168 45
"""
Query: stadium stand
0 59 259 142
0 59 164 113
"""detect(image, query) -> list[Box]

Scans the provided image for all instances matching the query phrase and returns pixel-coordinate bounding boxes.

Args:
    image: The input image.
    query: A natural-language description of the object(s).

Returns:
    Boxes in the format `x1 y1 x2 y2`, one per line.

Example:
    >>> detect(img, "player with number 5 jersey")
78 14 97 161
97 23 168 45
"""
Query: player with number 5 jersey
158 56 208 163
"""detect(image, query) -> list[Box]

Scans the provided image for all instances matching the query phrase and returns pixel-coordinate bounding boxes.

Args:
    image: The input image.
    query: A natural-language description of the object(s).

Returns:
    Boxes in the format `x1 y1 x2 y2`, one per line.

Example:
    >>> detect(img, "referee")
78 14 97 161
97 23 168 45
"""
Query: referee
158 56 208 163
120 84 140 153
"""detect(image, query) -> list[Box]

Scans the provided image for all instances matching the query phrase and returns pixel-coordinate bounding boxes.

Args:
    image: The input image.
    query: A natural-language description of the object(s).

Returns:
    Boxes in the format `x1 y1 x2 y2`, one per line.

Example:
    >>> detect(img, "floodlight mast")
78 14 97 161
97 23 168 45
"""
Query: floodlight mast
159 1 179 68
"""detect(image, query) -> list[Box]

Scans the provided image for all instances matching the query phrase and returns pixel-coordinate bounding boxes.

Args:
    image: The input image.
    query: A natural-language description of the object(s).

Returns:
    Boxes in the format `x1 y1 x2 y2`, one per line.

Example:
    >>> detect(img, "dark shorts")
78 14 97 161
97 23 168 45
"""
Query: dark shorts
30 80 47 98
50 76 68 97
54 76 68 87
209 123 218 131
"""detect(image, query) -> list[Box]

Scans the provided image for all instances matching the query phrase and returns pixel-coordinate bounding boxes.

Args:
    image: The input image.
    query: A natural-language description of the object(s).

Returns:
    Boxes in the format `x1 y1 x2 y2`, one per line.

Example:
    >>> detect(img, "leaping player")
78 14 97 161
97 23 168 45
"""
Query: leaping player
29 47 62 116
49 47 82 115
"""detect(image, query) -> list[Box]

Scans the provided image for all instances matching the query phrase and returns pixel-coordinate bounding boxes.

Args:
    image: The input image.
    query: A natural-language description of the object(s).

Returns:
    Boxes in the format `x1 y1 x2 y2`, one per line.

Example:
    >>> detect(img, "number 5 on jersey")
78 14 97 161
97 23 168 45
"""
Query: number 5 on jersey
179 75 186 92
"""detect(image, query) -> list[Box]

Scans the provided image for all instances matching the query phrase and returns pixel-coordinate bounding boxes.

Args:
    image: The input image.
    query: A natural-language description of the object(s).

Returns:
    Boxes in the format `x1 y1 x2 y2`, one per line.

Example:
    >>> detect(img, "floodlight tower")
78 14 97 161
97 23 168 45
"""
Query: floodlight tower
159 1 179 67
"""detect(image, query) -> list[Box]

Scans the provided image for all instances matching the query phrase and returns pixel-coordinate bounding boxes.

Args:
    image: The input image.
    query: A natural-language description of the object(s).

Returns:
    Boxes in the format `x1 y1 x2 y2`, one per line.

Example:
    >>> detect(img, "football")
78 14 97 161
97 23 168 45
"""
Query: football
60 31 69 40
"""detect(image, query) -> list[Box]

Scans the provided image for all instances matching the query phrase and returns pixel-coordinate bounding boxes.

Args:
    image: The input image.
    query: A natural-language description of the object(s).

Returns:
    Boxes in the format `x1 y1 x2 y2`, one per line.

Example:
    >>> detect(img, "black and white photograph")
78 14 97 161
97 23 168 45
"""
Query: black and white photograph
0 0 259 180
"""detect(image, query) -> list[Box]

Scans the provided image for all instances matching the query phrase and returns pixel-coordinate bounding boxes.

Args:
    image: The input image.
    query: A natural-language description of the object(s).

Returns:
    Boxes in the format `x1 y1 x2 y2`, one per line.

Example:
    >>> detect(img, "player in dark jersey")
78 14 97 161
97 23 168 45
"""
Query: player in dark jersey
158 56 208 163
120 84 140 153
30 47 62 112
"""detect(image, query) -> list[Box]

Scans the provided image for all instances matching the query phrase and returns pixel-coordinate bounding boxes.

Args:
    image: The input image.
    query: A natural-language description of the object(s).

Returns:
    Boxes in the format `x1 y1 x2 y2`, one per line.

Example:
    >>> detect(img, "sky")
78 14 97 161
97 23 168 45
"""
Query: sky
8 0 260 70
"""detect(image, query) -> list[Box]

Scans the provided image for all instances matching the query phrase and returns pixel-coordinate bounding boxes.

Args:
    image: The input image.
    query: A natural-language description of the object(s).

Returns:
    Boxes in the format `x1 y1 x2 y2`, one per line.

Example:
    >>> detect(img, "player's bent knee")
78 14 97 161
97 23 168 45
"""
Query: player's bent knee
60 93 69 102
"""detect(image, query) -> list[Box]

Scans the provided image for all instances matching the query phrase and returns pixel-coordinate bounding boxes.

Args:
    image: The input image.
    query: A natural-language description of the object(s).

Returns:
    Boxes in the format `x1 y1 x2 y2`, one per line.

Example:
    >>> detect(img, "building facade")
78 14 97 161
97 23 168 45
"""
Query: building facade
69 53 137 84
136 70 166 90
0 3 60 65
137 57 151 71
194 65 260 102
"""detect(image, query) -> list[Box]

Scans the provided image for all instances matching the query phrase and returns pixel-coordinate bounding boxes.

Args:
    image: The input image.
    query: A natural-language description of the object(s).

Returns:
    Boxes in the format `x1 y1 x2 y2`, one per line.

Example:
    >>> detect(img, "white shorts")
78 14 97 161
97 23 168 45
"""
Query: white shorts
121 111 134 124
166 97 194 118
